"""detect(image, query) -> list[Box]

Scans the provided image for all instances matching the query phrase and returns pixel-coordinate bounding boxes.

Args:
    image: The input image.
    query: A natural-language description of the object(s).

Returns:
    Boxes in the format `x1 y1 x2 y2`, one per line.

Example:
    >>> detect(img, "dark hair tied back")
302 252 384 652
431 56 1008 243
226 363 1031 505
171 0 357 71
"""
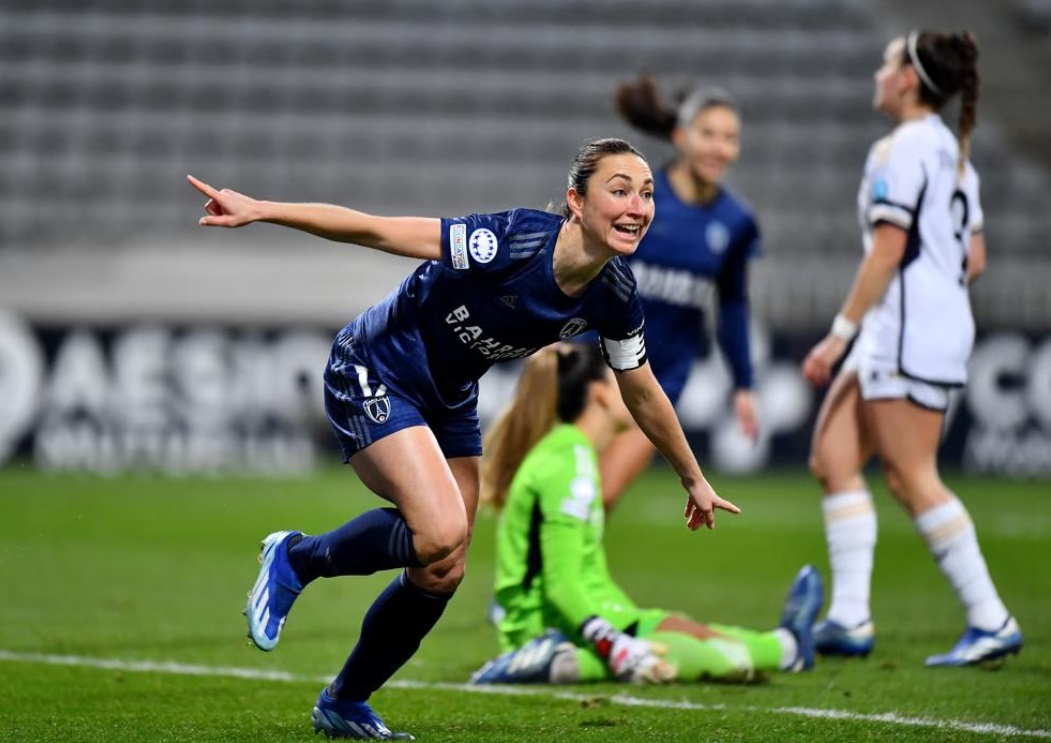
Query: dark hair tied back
556 344 608 422
552 137 645 218
907 30 980 176
615 75 678 142
615 75 738 144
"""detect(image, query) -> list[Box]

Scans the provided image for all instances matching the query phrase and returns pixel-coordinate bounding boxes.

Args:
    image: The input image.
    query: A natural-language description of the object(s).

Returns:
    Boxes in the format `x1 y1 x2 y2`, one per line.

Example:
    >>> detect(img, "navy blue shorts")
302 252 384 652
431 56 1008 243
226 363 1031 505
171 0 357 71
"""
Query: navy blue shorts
323 342 482 462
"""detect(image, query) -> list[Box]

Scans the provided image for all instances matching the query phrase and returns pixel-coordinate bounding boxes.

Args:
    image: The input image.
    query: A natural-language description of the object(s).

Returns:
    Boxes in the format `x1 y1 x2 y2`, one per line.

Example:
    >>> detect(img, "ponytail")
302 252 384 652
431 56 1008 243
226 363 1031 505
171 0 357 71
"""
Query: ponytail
615 74 678 142
903 30 981 178
480 348 560 511
616 74 739 144
952 32 980 178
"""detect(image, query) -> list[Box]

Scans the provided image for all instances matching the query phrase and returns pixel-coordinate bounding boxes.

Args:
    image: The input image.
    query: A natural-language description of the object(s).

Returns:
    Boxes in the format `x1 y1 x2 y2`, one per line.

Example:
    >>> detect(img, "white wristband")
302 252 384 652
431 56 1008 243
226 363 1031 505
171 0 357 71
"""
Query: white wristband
830 314 858 341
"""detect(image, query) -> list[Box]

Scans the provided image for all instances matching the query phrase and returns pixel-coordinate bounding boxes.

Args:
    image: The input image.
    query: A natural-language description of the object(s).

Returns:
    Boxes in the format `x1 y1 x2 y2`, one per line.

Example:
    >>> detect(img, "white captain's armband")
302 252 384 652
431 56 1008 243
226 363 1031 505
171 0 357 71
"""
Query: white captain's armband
600 328 647 371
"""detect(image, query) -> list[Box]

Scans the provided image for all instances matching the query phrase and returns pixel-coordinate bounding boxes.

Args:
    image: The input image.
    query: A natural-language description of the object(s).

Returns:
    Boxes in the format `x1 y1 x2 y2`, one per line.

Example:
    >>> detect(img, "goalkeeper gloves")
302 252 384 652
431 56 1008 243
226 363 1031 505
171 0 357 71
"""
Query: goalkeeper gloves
580 616 677 684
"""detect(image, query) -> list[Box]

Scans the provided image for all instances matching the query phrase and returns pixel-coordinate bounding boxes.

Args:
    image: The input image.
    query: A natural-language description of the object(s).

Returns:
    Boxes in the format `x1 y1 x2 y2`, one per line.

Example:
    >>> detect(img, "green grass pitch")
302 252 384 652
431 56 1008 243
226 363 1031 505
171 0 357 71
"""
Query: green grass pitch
0 466 1048 742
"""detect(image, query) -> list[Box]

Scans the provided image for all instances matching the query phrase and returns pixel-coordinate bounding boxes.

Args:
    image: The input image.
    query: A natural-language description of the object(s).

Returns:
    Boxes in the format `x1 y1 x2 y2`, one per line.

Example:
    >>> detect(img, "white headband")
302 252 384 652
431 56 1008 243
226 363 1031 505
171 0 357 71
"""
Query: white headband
907 31 945 97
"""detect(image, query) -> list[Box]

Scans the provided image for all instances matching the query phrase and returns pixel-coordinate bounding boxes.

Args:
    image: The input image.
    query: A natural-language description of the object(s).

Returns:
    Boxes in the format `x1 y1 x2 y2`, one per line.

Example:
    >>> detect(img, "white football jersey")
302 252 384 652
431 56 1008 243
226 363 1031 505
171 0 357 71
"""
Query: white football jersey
855 114 983 386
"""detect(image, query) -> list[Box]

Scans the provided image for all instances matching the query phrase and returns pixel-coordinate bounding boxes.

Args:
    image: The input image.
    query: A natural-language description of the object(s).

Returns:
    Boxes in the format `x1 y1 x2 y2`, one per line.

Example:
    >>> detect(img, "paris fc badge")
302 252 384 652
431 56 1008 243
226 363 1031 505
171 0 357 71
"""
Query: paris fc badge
363 396 391 424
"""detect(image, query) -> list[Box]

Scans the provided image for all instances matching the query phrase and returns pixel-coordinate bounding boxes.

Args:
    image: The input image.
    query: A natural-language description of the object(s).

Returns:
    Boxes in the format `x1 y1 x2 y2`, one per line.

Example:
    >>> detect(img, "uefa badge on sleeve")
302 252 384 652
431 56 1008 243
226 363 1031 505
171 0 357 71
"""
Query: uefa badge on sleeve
872 177 889 202
469 229 498 264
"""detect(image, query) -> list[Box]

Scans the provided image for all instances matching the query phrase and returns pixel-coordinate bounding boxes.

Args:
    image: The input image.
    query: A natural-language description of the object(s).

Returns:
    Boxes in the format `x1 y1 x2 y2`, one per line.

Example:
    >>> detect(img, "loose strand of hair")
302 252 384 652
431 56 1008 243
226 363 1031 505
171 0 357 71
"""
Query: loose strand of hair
479 349 560 511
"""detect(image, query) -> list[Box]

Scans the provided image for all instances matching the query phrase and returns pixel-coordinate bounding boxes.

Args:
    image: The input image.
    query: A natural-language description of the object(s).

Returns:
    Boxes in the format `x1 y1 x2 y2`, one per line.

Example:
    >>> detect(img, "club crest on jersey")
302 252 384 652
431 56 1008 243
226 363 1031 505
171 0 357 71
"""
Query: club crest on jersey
559 318 588 339
363 396 391 424
469 228 498 264
706 222 730 255
450 223 469 270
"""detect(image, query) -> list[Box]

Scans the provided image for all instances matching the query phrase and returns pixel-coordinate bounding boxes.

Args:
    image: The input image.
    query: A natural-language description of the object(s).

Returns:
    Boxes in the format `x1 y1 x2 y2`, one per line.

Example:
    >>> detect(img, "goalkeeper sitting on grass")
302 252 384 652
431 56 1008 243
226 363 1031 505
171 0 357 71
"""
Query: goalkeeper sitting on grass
471 343 822 685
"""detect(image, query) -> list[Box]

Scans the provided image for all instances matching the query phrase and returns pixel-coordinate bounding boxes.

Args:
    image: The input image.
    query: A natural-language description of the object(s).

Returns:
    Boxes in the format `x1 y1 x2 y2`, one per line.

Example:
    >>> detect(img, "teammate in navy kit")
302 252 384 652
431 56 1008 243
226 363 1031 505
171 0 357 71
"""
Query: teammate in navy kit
187 137 738 739
803 31 1021 667
598 76 762 508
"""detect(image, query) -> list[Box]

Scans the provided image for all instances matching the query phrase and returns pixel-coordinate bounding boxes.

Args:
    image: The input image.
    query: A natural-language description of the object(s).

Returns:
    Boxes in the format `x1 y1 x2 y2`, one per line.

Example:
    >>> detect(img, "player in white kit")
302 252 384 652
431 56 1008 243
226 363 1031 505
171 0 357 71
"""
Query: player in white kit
802 30 1022 667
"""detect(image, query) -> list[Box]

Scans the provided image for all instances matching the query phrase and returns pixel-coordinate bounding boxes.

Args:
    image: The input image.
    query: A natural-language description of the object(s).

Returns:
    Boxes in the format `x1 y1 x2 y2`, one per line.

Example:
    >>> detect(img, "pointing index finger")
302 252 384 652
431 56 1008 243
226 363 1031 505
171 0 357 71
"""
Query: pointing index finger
186 174 221 200
717 497 742 515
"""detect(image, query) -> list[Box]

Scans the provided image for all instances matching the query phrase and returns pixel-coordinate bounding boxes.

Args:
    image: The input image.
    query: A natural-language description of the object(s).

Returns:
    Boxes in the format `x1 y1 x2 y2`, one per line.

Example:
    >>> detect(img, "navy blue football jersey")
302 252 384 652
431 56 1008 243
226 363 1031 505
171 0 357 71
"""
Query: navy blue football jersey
349 208 646 409
629 168 761 402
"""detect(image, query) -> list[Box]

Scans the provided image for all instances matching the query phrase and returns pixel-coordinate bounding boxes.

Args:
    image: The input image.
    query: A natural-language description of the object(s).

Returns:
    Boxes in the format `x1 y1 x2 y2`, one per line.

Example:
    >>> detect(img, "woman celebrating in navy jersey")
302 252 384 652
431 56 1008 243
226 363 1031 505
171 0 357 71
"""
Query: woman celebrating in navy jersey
804 31 1021 667
599 76 762 509
188 137 738 740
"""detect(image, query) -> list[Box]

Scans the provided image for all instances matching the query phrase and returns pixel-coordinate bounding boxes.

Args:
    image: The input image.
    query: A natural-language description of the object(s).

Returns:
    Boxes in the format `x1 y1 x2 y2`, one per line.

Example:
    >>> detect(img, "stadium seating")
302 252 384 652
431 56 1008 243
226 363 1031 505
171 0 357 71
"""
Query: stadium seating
2 0 1049 325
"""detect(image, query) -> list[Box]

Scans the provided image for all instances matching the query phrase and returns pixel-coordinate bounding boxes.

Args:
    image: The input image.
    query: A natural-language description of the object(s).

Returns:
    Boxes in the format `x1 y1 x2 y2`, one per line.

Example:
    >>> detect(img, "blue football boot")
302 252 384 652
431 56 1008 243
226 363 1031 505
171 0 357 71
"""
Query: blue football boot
470 629 575 684
925 616 1023 667
312 688 414 740
814 618 875 658
245 530 303 651
779 565 824 671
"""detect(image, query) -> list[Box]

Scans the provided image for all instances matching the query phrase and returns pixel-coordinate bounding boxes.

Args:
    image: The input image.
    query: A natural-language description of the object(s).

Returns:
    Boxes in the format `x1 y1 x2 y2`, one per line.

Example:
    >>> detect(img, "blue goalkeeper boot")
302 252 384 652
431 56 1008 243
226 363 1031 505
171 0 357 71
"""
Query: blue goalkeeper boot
814 618 875 658
470 629 575 684
779 565 824 671
245 530 304 651
312 688 414 740
925 617 1023 667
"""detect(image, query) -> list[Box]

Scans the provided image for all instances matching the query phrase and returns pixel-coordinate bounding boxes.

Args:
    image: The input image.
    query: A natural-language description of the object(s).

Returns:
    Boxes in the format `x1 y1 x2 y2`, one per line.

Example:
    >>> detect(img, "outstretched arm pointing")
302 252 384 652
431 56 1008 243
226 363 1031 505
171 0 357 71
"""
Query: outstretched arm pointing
186 175 442 261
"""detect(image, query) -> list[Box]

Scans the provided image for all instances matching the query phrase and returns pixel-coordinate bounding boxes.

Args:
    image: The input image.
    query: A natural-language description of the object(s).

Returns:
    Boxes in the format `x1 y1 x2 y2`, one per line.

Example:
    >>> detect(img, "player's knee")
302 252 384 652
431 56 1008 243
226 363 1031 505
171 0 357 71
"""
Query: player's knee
410 555 466 594
810 446 861 494
882 464 905 499
881 463 947 515
809 449 832 489
413 518 468 566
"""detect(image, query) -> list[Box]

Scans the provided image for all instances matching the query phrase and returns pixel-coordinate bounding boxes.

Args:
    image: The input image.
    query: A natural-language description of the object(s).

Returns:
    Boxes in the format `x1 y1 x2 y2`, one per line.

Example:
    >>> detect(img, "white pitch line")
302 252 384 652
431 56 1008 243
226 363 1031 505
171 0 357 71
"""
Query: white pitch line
1 650 1048 739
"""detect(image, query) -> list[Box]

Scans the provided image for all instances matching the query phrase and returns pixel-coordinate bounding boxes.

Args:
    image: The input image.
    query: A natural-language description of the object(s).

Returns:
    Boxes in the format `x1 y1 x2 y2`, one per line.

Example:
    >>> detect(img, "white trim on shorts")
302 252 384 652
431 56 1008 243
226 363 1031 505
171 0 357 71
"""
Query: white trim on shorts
844 348 950 413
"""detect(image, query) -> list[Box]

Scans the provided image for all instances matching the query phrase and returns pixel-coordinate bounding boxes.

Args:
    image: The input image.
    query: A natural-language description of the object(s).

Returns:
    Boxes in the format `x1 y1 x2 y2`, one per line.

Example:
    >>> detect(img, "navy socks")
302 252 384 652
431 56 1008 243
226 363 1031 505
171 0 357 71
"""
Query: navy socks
287 508 421 583
283 508 448 701
329 572 452 701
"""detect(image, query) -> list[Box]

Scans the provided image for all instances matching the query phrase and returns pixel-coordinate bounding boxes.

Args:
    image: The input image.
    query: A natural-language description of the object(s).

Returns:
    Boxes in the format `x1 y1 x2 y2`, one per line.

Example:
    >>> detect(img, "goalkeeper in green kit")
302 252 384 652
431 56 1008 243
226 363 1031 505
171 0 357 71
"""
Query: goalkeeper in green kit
470 344 823 685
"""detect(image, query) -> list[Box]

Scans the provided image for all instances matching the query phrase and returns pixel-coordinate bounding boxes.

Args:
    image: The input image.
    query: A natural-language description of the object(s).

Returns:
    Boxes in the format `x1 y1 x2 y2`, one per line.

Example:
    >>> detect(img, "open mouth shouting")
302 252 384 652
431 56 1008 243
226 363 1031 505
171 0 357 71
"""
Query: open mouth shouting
613 223 643 238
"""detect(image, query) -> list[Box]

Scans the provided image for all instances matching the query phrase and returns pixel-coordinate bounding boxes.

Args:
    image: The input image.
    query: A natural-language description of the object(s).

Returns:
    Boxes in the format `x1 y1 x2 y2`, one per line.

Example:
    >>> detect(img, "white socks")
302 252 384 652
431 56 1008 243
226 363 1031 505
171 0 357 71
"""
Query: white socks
914 498 1010 631
822 490 877 628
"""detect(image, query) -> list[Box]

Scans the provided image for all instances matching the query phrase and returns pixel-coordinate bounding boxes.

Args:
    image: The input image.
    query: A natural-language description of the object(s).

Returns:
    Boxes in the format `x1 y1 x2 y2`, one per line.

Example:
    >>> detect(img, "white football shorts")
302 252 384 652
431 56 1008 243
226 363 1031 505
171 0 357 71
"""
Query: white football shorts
843 349 951 412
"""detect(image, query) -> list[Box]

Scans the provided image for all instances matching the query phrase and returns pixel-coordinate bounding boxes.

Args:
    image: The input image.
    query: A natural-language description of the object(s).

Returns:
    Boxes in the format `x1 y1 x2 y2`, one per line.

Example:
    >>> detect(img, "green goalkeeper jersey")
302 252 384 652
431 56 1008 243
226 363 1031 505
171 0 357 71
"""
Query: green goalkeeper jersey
493 424 640 651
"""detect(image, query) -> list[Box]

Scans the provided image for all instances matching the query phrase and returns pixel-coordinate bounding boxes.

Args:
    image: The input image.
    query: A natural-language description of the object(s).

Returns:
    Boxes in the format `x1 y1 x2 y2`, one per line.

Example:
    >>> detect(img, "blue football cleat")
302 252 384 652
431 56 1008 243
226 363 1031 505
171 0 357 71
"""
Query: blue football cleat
925 617 1023 667
814 618 875 658
312 688 414 740
779 565 824 671
245 530 304 651
470 629 574 684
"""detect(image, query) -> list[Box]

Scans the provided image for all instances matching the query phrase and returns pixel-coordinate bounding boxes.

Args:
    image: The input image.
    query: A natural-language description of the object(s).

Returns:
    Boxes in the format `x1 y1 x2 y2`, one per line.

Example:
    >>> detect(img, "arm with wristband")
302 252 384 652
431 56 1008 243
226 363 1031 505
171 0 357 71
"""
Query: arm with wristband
804 129 921 387
802 224 907 387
